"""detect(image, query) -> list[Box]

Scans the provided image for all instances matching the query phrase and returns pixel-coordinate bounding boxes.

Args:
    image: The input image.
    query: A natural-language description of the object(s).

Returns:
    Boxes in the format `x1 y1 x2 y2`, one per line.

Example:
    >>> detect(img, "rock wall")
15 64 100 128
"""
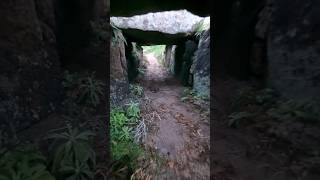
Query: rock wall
0 0 61 134
191 30 210 97
110 39 129 106
181 40 198 86
125 42 143 82
164 45 176 74
0 0 108 135
214 0 320 99
262 0 320 99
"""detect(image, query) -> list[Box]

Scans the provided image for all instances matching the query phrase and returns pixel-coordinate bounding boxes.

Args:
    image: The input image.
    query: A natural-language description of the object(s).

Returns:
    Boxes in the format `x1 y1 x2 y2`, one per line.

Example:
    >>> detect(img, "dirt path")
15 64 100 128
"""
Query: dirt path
138 53 210 179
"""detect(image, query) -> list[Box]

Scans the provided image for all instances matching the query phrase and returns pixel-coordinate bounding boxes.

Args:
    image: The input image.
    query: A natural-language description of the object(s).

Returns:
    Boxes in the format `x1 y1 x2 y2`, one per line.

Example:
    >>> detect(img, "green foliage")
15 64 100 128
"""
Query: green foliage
62 71 105 107
193 18 210 37
268 99 320 123
126 102 140 120
231 88 277 112
129 84 144 97
137 67 146 76
255 88 277 105
110 108 131 142
142 45 166 64
181 88 208 102
46 126 95 180
78 72 105 107
111 22 127 45
228 111 254 128
0 148 55 180
110 104 144 178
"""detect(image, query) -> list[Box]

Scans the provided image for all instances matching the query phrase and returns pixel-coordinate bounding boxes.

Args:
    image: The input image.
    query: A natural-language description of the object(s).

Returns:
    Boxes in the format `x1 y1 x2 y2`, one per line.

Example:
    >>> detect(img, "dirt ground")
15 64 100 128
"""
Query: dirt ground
137 53 320 180
137 53 210 179
212 78 320 180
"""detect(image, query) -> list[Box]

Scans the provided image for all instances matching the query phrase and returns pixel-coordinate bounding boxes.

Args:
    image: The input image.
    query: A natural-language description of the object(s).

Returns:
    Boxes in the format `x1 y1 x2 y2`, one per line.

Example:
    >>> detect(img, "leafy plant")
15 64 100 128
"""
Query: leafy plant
255 88 277 105
46 126 96 179
228 111 254 128
78 72 105 107
110 105 144 178
62 71 80 88
268 99 320 123
126 102 140 121
137 68 146 76
129 84 144 97
0 148 55 180
181 88 208 102
193 18 210 37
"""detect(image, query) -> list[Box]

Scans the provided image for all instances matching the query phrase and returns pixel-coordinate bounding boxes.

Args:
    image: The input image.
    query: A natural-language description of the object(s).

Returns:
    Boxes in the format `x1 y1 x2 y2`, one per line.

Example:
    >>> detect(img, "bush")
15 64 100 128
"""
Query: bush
0 147 55 180
46 126 96 180
78 72 105 107
110 103 144 178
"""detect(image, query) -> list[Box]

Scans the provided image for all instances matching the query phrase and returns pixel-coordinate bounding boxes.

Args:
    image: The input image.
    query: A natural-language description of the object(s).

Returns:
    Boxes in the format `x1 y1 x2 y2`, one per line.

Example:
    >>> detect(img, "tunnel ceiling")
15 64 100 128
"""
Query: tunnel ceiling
110 0 211 17
111 10 210 45
121 29 189 45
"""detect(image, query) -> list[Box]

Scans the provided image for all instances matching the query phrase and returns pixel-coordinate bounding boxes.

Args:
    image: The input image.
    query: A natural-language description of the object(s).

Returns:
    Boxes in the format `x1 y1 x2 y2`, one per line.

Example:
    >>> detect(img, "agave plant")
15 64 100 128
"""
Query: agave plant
46 126 96 179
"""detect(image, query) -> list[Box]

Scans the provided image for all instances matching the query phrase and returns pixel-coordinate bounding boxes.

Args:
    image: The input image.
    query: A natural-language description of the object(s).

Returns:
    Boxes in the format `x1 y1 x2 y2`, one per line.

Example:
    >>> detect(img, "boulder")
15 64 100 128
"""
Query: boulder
0 0 62 134
191 29 210 97
110 0 210 17
110 39 129 106
111 10 204 45
164 45 176 74
261 0 320 99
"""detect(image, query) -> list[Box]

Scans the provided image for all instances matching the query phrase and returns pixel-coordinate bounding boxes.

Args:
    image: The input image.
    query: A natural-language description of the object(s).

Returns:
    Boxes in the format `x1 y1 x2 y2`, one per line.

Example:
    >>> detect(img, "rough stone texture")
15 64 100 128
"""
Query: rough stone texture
110 40 129 106
111 10 206 45
181 40 198 86
119 29 189 46
0 0 62 134
125 42 143 82
174 42 186 78
263 0 320 99
191 29 210 97
110 0 210 17
111 10 203 34
164 45 176 74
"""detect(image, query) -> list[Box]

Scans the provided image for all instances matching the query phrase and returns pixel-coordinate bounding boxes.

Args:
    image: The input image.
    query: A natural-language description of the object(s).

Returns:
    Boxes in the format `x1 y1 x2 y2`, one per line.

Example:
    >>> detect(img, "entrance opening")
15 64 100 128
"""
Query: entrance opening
110 10 210 179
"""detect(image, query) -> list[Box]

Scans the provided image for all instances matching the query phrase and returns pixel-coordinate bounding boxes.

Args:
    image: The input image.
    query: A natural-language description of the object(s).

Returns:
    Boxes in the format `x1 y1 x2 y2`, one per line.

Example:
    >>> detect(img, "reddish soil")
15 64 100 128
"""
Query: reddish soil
212 78 320 180
138 53 210 179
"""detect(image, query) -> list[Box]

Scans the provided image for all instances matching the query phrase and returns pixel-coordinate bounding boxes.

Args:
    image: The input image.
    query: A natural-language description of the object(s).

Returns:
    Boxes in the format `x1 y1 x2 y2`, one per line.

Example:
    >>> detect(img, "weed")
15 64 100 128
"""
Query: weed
46 125 96 179
137 68 146 76
181 88 208 102
62 71 79 88
0 147 55 180
110 104 145 178
228 111 254 128
129 84 144 97
78 72 105 107
126 102 140 121
268 99 320 123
